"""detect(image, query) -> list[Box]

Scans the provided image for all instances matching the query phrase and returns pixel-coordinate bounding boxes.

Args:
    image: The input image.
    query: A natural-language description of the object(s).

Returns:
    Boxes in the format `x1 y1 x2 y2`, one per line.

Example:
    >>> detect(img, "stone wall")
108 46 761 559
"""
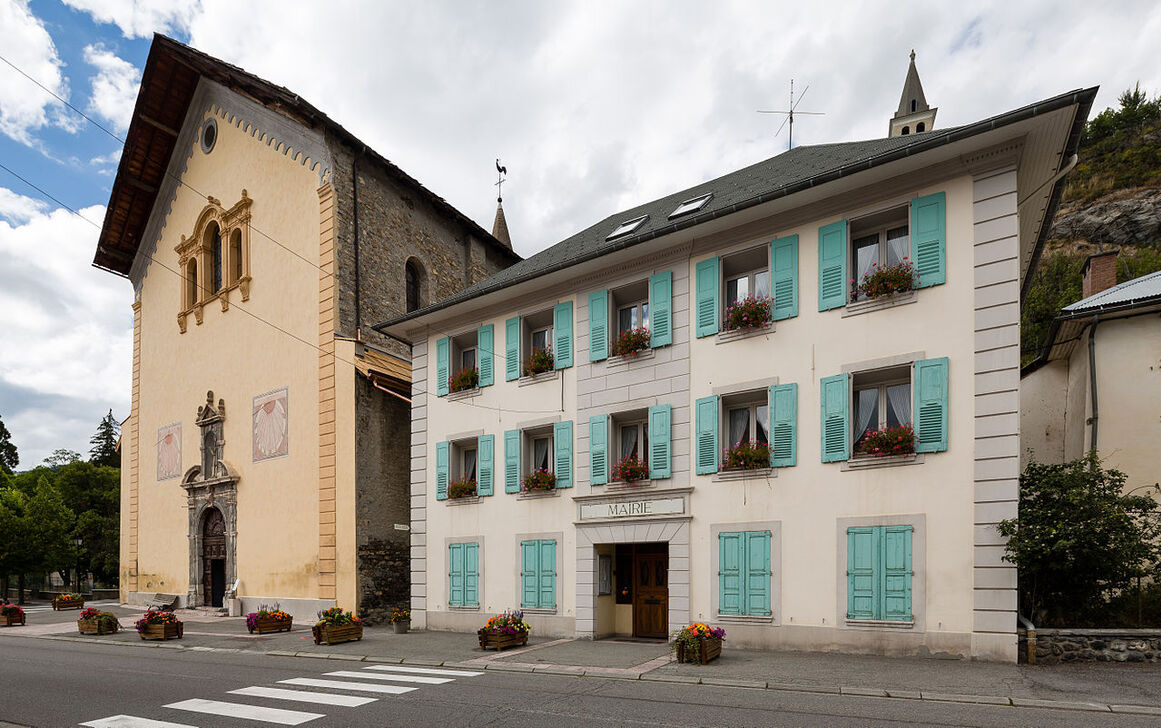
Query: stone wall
357 537 410 625
1023 628 1161 663
354 371 410 548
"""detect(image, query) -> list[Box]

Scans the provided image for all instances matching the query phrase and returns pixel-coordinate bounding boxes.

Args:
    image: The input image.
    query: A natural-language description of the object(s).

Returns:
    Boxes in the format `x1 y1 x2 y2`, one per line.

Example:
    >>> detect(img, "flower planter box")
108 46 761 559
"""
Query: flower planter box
393 620 411 634
78 618 119 635
312 622 363 645
139 622 182 640
53 596 85 611
676 637 722 664
248 616 293 634
2 613 25 627
477 629 528 651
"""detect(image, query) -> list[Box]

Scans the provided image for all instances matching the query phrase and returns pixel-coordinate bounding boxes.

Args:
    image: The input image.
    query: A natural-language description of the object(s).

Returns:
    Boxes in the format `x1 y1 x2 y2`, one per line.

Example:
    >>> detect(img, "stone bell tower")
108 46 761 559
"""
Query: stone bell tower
889 50 938 138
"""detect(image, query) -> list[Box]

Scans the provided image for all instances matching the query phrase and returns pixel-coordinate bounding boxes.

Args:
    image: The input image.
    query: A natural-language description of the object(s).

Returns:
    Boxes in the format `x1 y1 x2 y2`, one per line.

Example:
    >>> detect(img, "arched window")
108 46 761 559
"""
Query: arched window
406 259 423 313
910 99 917 113
229 229 243 285
186 259 199 308
176 192 253 332
916 122 925 132
901 126 910 135
208 222 223 292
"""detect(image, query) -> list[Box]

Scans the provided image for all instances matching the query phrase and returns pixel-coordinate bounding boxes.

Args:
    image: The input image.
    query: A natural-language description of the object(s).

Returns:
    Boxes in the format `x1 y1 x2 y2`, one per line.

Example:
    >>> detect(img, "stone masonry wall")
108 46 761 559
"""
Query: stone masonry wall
1024 629 1161 664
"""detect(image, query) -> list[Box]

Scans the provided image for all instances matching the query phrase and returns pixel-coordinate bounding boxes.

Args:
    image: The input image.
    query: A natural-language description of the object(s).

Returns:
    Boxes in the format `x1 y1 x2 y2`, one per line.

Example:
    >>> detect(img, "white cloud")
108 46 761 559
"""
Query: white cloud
0 0 79 146
0 187 48 224
61 0 198 39
84 44 141 133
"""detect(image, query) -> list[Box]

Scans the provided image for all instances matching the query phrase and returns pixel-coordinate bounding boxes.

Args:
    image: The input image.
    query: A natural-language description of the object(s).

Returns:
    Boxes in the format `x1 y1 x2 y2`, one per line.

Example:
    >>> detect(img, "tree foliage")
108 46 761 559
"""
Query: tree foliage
43 449 81 469
998 454 1161 626
89 410 120 468
1065 83 1161 203
0 414 17 475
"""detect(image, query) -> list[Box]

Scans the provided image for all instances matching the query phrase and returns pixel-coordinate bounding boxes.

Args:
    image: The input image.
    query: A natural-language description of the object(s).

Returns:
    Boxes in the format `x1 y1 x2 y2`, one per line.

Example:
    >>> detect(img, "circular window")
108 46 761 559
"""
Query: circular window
200 118 218 154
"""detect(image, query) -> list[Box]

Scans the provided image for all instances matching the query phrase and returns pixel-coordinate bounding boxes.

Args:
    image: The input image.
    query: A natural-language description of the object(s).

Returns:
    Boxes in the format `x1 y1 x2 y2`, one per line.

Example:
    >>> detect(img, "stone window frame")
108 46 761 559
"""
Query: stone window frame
176 192 253 332
835 513 927 632
838 351 927 471
709 520 782 625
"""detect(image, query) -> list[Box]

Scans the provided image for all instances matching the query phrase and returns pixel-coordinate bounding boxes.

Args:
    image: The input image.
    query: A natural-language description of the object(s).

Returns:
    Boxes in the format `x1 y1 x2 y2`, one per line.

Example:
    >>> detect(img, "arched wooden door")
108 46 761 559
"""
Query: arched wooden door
202 508 227 607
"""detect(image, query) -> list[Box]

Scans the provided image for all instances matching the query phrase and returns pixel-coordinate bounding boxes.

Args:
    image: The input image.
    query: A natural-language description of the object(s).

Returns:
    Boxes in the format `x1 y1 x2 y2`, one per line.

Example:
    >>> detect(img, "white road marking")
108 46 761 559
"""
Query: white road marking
229 686 378 707
163 698 323 725
278 677 417 695
325 670 452 684
81 717 199 728
364 665 483 677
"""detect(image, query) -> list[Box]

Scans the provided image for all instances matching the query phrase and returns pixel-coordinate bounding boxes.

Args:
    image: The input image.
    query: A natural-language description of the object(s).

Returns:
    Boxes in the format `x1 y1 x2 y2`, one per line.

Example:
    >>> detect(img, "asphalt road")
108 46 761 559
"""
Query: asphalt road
0 639 1157 728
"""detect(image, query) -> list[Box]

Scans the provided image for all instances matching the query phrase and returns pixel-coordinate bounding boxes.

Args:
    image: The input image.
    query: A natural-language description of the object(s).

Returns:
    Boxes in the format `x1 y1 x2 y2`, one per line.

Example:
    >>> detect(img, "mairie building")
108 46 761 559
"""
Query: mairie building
379 64 1096 661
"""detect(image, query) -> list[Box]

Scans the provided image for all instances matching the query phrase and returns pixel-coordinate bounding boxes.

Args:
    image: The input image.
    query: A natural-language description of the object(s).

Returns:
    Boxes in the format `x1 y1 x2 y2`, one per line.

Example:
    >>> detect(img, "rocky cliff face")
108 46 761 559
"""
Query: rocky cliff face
1048 188 1161 254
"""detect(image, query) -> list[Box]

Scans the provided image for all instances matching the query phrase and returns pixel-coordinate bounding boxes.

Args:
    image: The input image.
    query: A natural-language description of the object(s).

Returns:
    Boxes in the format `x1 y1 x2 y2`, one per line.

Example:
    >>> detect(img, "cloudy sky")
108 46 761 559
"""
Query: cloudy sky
1 0 1159 468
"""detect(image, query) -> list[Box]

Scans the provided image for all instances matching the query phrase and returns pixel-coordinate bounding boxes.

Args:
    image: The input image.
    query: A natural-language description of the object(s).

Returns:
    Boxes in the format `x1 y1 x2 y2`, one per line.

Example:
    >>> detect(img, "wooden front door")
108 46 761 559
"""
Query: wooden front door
202 508 226 607
633 550 668 638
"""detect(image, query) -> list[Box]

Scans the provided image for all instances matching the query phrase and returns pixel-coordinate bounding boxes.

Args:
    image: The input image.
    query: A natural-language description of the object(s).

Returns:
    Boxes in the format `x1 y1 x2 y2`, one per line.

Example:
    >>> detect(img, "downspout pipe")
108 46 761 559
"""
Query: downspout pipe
1088 314 1100 457
1018 614 1037 665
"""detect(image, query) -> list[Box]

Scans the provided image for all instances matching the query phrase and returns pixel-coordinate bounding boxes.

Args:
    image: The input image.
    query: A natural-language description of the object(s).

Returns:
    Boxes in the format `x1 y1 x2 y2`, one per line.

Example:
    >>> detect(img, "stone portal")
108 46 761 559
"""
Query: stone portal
182 391 239 608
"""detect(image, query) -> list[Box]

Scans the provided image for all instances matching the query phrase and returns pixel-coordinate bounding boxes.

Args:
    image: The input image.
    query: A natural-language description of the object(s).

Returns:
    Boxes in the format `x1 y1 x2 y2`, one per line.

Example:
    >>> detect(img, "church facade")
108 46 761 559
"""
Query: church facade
93 36 517 619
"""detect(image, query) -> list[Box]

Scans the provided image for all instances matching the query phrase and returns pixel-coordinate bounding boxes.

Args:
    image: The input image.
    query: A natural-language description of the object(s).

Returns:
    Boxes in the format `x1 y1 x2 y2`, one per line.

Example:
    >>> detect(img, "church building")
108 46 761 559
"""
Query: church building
93 36 518 619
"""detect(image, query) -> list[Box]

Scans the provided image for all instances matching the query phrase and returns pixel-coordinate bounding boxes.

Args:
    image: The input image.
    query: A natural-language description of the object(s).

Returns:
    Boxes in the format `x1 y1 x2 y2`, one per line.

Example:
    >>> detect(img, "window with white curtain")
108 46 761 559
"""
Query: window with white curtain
852 366 911 453
849 206 909 301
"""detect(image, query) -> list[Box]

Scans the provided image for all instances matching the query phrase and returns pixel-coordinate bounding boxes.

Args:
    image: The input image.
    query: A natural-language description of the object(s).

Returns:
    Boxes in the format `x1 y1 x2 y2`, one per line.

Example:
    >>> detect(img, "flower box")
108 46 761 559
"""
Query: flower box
675 636 722 664
2 612 25 627
139 622 182 640
522 468 556 493
78 618 119 635
248 616 293 634
448 366 479 394
612 327 650 357
477 628 528 651
53 595 85 610
724 296 773 332
312 622 363 645
522 347 554 377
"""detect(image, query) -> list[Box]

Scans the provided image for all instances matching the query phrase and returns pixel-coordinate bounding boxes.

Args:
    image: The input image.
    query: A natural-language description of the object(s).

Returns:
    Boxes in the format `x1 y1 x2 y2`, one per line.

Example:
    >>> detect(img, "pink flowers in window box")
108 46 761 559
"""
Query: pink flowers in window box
448 477 477 499
855 424 917 457
610 455 649 483
724 296 773 332
612 327 650 357
523 347 554 377
852 259 919 300
722 440 771 471
448 366 479 393
522 467 556 492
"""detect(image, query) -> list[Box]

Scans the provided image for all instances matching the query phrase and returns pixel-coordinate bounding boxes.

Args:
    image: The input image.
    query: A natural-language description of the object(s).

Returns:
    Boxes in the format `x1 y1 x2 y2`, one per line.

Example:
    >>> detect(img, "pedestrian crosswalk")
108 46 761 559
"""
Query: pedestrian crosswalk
79 663 485 726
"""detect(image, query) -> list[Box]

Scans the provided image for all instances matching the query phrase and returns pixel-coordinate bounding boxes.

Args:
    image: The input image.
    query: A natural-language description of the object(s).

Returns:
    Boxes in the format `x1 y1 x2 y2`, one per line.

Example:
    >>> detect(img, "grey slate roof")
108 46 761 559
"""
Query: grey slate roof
1063 270 1161 312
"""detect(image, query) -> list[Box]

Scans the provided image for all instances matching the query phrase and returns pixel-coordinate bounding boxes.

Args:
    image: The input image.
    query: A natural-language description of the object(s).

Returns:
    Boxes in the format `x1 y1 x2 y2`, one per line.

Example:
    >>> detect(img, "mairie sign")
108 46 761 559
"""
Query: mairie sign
579 497 685 520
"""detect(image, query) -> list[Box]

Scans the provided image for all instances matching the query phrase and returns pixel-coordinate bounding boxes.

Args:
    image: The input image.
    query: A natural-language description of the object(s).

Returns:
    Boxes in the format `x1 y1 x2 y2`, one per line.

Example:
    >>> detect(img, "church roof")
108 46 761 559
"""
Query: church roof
92 35 519 276
492 201 512 249
895 51 930 118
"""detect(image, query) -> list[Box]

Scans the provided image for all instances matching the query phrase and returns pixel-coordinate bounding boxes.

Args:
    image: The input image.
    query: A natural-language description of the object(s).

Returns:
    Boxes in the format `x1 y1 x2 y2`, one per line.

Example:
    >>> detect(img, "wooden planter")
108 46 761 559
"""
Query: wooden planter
477 629 528 651
312 622 363 645
248 617 293 634
53 596 85 611
78 618 119 635
676 637 722 664
139 622 183 640
2 612 25 627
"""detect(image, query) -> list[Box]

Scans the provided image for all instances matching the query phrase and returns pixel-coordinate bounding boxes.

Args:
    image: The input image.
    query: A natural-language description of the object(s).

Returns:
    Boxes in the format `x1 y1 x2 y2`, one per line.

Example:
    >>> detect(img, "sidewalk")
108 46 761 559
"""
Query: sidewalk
5 600 1161 715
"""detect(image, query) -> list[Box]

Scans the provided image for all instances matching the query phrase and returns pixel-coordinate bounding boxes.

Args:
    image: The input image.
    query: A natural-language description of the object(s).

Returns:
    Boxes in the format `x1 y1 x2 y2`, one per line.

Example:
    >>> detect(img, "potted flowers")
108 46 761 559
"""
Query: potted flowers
77 608 120 635
448 477 477 499
612 327 650 357
722 440 771 471
724 296 772 333
136 609 182 640
312 606 363 645
522 468 556 493
1 603 25 627
610 455 649 484
672 622 726 664
246 606 293 634
522 347 554 377
855 424 916 457
448 366 479 393
477 610 531 651
852 259 918 301
53 592 85 610
391 608 411 634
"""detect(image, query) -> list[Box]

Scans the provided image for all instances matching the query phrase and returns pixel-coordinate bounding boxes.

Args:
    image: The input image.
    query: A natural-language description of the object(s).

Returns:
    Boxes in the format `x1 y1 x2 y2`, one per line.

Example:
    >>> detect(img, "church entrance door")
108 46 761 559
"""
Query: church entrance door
202 507 226 607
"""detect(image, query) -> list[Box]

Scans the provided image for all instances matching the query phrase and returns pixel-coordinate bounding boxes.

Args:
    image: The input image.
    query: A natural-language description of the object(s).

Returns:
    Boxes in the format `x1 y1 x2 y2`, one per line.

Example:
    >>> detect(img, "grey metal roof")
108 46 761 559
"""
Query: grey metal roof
1063 270 1161 312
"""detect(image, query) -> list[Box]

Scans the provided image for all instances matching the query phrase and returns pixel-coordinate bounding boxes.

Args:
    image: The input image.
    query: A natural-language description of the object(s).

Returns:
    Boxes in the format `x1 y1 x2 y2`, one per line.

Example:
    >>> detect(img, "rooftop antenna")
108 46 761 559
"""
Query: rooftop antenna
758 79 826 150
495 158 507 202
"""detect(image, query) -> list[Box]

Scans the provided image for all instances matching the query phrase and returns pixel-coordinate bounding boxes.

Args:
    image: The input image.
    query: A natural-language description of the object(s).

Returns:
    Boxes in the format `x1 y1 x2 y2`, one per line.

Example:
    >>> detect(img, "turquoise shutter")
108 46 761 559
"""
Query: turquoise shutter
695 257 720 337
847 527 877 620
477 324 494 387
589 415 608 486
554 420 573 488
770 234 799 321
520 540 538 608
504 429 521 493
818 220 848 311
770 383 797 467
745 531 772 617
504 316 521 381
648 404 671 479
649 271 673 347
695 395 719 474
820 373 850 462
448 543 464 606
435 337 450 396
477 434 494 496
911 191 946 288
553 301 573 369
882 525 913 621
539 540 557 609
913 357 949 453
718 532 742 615
464 542 479 607
435 441 449 500
589 290 609 362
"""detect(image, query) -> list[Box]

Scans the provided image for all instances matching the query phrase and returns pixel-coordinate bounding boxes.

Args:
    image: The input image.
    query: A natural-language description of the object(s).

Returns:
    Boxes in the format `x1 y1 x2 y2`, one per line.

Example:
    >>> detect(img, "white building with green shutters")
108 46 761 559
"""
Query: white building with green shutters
377 74 1096 662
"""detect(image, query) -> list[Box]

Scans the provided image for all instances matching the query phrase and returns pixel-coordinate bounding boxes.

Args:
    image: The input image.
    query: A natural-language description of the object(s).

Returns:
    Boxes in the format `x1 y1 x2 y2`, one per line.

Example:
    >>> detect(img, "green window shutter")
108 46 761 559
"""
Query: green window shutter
913 357 949 453
435 337 450 396
504 429 521 493
539 540 557 609
817 220 848 311
648 404 672 479
695 257 720 338
770 383 797 467
589 290 609 362
847 527 877 620
649 271 673 347
554 301 573 369
554 420 573 488
718 532 742 615
695 395 719 474
448 543 464 607
465 542 479 607
745 531 772 617
520 540 538 608
882 525 913 622
504 316 521 381
477 434 494 496
911 191 946 288
477 324 494 387
589 415 609 486
435 441 449 501
820 373 850 462
770 234 799 321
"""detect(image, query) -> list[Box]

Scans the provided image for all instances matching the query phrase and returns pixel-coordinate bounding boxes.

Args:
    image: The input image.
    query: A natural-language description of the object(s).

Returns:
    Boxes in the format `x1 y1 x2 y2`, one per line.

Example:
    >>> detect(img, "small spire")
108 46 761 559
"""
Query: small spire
889 51 937 138
492 200 511 249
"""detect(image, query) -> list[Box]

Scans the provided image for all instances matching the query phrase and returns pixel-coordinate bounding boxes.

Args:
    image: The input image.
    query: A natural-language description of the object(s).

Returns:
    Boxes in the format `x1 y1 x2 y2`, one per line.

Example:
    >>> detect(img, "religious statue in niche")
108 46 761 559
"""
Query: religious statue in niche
252 387 288 461
157 423 181 481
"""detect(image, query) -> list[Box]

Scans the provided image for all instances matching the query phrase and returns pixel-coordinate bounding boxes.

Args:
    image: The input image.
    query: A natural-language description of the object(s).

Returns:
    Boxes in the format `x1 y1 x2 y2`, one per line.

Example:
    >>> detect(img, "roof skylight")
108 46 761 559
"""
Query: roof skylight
668 193 712 219
606 214 648 240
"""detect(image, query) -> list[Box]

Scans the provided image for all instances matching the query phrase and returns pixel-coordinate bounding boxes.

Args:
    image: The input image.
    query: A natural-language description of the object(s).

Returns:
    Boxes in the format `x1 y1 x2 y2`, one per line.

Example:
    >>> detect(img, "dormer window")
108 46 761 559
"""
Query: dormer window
607 215 647 241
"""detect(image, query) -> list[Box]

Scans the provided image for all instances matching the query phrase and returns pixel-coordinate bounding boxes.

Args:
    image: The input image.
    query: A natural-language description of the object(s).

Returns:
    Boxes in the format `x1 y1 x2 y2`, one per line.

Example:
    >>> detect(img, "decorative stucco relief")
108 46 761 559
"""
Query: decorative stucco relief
157 422 182 481
252 387 289 462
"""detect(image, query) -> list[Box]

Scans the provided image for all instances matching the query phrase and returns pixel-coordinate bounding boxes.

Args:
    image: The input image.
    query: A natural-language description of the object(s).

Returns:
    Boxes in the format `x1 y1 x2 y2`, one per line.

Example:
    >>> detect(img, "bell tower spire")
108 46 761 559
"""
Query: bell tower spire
889 50 937 137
